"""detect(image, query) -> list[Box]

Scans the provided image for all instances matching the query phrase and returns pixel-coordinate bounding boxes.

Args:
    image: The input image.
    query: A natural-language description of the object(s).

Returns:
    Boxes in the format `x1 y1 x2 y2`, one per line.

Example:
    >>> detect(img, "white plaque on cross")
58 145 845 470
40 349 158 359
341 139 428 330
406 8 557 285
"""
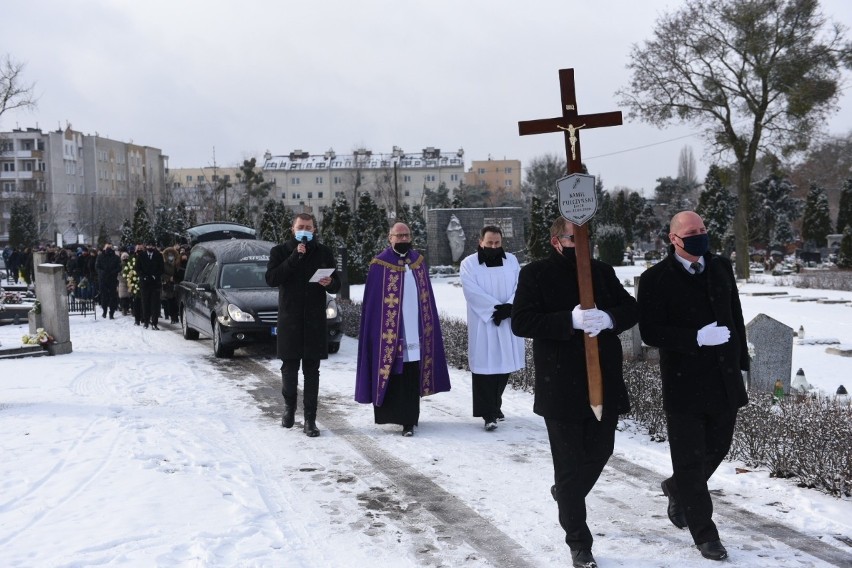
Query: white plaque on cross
556 173 597 226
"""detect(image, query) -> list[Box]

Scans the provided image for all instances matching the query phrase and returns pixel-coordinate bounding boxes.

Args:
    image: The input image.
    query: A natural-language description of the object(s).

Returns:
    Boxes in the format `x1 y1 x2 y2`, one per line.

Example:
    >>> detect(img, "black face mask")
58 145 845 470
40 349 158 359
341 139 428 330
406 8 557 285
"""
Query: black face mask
560 247 576 261
676 233 710 257
479 246 504 259
393 242 412 255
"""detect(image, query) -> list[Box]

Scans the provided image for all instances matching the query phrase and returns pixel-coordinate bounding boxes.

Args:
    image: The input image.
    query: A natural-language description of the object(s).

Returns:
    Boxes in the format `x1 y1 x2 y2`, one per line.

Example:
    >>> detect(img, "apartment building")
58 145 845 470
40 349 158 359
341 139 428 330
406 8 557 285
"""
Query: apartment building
262 146 466 218
464 158 522 199
0 126 168 246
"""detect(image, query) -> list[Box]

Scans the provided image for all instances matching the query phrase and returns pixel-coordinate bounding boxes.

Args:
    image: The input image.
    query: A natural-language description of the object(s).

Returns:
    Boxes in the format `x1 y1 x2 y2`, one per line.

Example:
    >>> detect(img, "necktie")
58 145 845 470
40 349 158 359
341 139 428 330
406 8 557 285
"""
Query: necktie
690 262 702 274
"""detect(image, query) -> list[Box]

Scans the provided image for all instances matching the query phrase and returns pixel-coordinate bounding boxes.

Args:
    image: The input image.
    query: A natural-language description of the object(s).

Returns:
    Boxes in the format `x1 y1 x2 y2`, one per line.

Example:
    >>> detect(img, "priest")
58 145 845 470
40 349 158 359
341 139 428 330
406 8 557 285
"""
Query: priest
459 225 525 430
355 222 452 436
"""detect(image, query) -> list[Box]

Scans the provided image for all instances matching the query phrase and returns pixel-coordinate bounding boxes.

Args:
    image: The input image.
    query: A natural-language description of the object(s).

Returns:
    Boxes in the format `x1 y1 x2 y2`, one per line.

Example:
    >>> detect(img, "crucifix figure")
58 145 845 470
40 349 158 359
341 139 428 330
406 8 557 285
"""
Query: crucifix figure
518 68 623 420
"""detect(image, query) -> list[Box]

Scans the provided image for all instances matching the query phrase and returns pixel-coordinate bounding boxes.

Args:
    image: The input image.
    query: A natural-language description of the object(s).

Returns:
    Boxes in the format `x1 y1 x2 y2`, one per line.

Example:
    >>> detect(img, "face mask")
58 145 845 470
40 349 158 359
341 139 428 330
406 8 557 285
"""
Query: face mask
393 242 412 255
560 246 576 261
146 247 155 252
167 255 175 262
479 246 504 259
295 230 313 242
676 233 710 257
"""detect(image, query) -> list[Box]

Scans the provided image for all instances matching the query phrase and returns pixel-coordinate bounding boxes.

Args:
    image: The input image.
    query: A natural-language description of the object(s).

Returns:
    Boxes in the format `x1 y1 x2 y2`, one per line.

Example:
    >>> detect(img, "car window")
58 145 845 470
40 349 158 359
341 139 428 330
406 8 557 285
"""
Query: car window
197 262 217 287
220 262 267 289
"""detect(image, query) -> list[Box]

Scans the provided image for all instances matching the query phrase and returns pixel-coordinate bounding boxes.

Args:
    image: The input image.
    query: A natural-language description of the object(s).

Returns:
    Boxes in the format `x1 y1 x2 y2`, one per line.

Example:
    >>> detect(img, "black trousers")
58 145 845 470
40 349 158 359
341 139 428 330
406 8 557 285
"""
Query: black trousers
281 358 320 419
471 372 509 421
374 361 420 426
545 414 617 551
100 281 118 314
140 283 161 325
665 409 737 545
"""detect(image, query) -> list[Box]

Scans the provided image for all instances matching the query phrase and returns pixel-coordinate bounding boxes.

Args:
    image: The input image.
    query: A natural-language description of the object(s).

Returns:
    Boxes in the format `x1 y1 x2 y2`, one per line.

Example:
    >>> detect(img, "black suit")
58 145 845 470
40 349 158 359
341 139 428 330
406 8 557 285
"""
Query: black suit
136 249 165 326
512 249 638 551
637 246 748 545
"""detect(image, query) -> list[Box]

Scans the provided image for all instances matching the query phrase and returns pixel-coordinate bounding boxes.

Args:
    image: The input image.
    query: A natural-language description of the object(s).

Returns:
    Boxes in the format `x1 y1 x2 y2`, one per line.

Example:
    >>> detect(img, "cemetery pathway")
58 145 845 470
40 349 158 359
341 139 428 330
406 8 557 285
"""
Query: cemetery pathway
223 347 851 568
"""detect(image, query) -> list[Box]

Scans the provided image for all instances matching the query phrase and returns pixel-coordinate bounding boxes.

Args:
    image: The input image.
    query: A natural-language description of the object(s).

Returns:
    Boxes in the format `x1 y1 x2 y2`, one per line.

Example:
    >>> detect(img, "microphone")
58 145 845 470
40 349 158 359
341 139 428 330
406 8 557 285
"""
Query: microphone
298 236 308 259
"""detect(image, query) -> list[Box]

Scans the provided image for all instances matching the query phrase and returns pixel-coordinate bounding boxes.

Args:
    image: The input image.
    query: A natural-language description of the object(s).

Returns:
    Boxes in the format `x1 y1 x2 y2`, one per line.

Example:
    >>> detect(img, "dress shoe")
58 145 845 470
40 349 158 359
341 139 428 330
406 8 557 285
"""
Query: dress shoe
102 309 107 318
143 323 149 329
109 312 115 319
402 425 414 437
303 418 320 437
550 484 558 501
152 324 159 330
661 479 688 529
696 539 728 560
484 421 498 431
496 410 505 421
281 405 295 429
570 548 597 568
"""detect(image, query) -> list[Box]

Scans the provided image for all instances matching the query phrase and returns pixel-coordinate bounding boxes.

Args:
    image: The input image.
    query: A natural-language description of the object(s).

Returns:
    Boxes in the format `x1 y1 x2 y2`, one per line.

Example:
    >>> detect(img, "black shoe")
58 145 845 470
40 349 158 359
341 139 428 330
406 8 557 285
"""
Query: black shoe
281 405 295 429
496 410 505 421
550 484 558 501
109 312 115 319
152 324 159 330
570 548 597 568
661 479 688 529
402 425 414 437
134 321 140 326
102 310 107 318
696 540 728 561
303 418 320 437
143 323 149 329
484 421 497 431
171 317 178 324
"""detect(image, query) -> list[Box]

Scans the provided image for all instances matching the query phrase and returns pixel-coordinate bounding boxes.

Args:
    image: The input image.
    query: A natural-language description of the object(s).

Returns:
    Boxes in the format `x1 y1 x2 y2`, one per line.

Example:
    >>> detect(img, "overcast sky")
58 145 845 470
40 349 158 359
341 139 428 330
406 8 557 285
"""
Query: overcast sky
3 0 851 197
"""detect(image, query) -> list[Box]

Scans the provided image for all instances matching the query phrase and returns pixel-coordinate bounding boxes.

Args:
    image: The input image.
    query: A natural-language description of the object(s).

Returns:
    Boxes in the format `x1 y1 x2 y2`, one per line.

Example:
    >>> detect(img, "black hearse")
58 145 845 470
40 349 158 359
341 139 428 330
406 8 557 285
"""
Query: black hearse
178 238 342 357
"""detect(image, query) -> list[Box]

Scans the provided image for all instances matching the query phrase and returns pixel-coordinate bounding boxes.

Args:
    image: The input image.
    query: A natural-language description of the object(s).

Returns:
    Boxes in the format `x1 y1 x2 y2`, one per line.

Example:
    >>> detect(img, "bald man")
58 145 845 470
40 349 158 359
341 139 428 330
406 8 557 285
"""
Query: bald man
637 211 749 562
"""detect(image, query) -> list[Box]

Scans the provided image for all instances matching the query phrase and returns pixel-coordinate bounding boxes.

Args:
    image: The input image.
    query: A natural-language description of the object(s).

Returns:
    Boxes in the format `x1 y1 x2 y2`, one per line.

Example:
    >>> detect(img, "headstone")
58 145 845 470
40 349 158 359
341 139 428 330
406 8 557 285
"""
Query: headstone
620 275 644 360
35 263 72 355
745 313 793 394
426 207 525 266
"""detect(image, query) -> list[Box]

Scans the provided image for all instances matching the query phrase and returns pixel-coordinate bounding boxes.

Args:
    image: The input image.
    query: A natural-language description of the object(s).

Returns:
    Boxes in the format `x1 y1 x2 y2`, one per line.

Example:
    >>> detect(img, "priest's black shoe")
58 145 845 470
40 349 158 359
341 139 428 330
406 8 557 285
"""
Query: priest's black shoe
696 539 728 561
281 405 295 429
402 425 414 437
303 418 320 437
570 548 597 568
661 479 687 529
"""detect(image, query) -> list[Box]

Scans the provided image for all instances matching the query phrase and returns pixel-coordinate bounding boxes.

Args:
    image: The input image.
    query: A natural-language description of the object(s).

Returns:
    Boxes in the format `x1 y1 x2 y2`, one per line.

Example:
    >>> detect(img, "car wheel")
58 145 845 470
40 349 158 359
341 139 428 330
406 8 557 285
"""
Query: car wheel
328 342 340 354
181 307 199 340
213 321 234 358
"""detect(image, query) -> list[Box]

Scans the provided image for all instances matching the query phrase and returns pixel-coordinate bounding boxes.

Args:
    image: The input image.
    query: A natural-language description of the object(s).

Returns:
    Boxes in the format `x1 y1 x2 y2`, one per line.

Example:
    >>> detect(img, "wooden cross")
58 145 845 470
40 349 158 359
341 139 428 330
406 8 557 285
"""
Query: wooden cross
518 68 623 421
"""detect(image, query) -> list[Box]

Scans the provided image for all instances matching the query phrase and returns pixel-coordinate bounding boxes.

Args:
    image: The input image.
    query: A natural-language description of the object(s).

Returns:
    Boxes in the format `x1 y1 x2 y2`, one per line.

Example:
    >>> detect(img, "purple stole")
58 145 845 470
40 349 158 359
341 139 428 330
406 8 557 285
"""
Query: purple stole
355 248 451 406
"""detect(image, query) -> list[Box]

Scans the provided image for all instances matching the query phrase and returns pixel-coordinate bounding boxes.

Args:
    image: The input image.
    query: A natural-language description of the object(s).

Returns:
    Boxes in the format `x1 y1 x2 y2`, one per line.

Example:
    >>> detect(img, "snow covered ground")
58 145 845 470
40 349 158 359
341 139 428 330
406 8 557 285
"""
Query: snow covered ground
0 265 850 567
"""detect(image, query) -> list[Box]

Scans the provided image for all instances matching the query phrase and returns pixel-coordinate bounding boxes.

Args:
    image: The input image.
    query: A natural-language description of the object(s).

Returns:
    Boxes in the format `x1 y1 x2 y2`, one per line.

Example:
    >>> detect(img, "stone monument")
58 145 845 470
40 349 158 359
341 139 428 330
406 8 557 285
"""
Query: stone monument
745 313 793 394
426 207 525 266
35 263 73 355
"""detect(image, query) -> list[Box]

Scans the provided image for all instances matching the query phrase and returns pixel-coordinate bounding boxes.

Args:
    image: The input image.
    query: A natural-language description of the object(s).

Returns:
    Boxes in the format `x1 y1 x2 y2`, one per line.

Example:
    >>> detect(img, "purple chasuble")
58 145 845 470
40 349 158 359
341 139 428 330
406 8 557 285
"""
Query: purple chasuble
355 247 451 406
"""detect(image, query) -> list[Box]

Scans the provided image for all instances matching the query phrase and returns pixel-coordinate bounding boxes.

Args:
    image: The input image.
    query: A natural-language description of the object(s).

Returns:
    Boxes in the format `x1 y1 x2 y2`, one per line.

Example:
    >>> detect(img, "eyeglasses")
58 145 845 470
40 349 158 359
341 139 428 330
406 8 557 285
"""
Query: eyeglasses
391 233 411 239
557 234 575 242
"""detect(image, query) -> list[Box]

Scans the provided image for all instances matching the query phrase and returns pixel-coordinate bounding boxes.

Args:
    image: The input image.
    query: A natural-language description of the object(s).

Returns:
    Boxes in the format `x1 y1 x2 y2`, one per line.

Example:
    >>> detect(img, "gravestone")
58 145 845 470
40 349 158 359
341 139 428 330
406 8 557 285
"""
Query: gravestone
745 313 793 394
426 207 525 266
35 263 73 355
619 275 644 360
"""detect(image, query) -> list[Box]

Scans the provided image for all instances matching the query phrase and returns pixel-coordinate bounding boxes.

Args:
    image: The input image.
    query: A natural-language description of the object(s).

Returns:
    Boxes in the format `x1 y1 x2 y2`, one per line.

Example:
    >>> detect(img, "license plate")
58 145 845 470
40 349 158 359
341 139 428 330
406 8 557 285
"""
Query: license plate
271 326 277 336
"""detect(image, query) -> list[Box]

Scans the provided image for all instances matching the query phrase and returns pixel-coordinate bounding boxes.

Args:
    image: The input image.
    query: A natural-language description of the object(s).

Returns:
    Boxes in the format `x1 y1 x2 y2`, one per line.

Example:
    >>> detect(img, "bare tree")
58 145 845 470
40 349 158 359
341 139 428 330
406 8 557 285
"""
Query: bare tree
618 0 851 278
0 54 36 121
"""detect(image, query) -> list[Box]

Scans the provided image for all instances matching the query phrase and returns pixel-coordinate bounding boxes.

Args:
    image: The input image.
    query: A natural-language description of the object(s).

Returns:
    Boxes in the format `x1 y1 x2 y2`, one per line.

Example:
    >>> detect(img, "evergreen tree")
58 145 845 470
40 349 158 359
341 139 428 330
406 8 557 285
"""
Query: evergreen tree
174 201 190 242
227 203 251 227
97 224 110 248
696 165 736 252
237 158 273 226
409 204 427 251
521 154 567 201
527 196 561 262
258 200 293 243
320 195 353 249
119 218 133 249
423 182 451 209
802 183 832 248
348 193 388 284
748 173 802 250
836 178 852 234
837 225 852 269
595 224 626 266
153 206 180 247
8 199 37 248
131 198 154 245
654 176 694 220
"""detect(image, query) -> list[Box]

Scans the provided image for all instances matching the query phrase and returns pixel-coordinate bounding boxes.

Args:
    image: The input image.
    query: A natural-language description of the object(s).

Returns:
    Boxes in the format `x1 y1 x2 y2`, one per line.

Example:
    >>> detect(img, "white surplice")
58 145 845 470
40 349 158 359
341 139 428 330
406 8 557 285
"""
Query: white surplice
459 251 525 375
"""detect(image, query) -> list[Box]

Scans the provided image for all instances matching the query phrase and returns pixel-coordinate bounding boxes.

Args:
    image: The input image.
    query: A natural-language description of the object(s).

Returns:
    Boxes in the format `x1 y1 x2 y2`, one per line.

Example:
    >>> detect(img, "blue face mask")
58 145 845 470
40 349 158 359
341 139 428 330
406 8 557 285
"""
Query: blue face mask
295 230 314 242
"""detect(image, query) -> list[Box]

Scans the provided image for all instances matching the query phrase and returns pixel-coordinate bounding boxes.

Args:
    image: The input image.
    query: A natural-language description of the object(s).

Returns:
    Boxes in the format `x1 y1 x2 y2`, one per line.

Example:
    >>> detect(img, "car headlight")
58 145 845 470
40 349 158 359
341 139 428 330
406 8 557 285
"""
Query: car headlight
227 304 255 322
326 298 339 319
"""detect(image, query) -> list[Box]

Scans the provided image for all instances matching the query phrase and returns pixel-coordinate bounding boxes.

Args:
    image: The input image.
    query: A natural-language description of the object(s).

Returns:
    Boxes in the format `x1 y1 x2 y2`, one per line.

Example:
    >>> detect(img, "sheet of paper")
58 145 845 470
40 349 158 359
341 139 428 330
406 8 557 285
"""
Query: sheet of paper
309 268 335 283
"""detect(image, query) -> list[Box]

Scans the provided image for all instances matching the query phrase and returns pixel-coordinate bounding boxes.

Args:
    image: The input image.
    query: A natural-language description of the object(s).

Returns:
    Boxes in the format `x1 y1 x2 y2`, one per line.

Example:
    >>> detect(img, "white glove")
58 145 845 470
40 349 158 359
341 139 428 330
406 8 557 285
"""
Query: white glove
697 321 731 346
571 304 586 330
584 309 613 337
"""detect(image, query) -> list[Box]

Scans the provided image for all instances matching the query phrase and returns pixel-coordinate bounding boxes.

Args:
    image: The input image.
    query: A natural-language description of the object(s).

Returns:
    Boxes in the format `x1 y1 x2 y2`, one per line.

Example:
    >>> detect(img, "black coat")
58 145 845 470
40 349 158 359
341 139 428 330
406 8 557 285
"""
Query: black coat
637 248 749 414
265 238 341 360
95 249 121 286
511 250 639 421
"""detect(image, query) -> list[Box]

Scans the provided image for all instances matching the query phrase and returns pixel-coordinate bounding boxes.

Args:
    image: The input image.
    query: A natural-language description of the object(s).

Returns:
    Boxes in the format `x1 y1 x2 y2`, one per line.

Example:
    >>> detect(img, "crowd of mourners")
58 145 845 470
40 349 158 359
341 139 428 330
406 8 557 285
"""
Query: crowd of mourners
2 242 188 327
